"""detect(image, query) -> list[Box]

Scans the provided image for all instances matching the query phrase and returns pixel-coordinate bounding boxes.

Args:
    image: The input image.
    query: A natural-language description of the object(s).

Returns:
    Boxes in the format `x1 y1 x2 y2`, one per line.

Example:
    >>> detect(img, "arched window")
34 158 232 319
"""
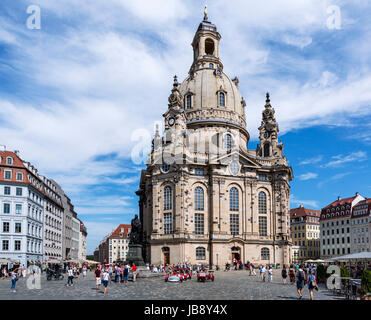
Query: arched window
205 38 214 55
261 248 270 260
230 187 239 211
164 186 172 210
258 192 267 214
186 94 192 109
218 92 225 107
196 247 206 260
263 143 270 157
194 187 204 211
224 133 232 151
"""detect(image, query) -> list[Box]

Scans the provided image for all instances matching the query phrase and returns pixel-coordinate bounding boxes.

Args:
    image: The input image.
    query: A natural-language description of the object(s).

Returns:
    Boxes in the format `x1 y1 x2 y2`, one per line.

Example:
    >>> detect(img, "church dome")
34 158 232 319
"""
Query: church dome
177 14 247 131
179 68 245 120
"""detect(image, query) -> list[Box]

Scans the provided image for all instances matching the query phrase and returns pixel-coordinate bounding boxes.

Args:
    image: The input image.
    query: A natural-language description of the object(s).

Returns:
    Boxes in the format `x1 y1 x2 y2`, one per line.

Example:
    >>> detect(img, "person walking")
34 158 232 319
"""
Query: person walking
296 265 305 299
123 265 129 283
268 265 273 282
132 263 137 282
261 265 267 282
10 268 18 292
66 266 74 287
267 265 273 282
281 265 288 284
101 268 110 295
108 265 113 283
95 266 102 290
307 269 317 300
82 265 87 278
289 265 295 284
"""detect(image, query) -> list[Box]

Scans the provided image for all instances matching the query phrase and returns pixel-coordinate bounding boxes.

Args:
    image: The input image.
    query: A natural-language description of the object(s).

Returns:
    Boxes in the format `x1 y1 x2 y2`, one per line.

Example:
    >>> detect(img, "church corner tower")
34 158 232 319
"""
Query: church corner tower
137 10 293 267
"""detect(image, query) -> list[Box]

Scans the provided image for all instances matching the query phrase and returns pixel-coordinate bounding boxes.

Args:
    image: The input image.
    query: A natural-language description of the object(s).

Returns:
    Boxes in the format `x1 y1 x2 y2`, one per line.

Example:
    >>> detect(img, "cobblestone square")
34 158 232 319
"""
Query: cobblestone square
0 269 341 300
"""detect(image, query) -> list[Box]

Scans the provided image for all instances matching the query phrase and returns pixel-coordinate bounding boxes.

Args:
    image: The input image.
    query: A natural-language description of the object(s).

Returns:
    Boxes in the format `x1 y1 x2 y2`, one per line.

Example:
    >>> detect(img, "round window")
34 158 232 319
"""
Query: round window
161 163 171 173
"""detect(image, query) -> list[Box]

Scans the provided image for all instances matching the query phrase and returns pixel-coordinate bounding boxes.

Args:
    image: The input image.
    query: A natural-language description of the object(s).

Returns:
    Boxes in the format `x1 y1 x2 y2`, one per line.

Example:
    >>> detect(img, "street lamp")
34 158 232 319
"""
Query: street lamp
216 253 219 269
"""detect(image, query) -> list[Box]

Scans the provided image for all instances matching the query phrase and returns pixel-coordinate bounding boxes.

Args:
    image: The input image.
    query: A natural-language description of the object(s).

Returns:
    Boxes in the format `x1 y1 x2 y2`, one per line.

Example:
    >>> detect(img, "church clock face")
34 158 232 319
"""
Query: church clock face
168 117 175 126
229 160 240 176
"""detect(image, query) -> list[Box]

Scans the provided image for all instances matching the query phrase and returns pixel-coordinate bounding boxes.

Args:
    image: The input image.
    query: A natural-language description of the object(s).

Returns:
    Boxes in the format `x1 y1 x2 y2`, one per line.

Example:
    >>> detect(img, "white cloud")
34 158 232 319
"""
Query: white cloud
290 194 319 208
299 155 323 165
321 151 367 168
297 172 318 181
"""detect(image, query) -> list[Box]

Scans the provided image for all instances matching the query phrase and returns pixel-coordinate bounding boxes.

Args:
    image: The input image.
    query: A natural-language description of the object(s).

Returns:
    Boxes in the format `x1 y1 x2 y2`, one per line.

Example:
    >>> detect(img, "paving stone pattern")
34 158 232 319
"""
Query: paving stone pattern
0 269 342 300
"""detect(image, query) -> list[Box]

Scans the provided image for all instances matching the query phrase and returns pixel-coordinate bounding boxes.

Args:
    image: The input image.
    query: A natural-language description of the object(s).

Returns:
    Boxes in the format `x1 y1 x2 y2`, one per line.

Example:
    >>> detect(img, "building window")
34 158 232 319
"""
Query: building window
3 222 9 232
195 168 205 175
16 187 22 196
15 204 22 214
161 163 170 173
224 134 232 151
3 203 10 214
196 247 206 260
4 170 11 180
194 187 204 211
263 143 270 157
195 213 204 235
164 186 172 210
258 174 267 181
14 240 21 251
164 212 172 235
6 157 13 165
230 214 239 236
2 240 9 251
259 216 268 236
186 94 192 109
230 187 239 211
218 92 225 107
209 63 214 69
16 172 23 181
261 248 270 260
258 192 267 214
4 186 10 195
15 223 22 233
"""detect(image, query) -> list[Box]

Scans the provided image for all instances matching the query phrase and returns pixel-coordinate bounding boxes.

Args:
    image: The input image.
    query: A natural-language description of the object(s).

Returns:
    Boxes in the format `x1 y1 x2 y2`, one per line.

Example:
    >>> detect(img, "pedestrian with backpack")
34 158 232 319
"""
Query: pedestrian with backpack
296 265 305 299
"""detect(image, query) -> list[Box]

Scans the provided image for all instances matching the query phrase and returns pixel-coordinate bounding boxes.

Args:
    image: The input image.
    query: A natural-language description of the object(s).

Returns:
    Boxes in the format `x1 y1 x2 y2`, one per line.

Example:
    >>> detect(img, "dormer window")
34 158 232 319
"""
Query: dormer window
218 92 225 107
185 94 192 109
6 157 13 165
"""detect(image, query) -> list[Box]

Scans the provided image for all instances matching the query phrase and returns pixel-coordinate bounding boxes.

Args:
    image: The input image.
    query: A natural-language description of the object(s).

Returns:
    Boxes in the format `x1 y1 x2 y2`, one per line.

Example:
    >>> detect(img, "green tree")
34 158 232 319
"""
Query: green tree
361 270 371 293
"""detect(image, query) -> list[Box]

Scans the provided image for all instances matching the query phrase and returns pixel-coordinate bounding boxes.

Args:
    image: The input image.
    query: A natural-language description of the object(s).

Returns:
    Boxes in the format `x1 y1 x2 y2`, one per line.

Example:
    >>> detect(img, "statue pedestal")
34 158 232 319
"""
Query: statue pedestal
126 243 145 266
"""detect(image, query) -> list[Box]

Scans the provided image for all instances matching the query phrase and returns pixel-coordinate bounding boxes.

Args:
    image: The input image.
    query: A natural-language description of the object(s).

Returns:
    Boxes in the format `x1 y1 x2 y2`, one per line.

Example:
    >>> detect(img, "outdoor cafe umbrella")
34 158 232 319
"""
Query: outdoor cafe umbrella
331 251 371 261
305 259 315 263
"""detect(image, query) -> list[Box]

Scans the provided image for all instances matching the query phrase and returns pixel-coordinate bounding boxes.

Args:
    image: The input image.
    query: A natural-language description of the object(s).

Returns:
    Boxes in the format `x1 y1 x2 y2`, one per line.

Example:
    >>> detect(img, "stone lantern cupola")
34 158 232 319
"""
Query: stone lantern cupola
190 9 222 74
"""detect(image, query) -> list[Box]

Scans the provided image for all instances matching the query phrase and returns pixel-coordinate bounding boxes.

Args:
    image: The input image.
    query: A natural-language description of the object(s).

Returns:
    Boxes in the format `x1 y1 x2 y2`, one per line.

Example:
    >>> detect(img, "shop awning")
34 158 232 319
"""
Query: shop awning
331 251 371 261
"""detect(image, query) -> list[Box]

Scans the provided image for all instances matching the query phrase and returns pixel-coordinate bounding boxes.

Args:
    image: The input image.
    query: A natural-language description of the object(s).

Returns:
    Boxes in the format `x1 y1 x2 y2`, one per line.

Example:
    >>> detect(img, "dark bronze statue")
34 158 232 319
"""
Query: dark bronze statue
129 214 142 244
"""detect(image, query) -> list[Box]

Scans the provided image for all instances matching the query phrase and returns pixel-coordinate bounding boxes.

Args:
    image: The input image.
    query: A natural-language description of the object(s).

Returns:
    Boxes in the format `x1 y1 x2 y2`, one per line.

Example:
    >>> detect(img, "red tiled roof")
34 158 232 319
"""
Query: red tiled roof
322 196 356 210
109 224 131 239
290 206 320 218
0 151 28 184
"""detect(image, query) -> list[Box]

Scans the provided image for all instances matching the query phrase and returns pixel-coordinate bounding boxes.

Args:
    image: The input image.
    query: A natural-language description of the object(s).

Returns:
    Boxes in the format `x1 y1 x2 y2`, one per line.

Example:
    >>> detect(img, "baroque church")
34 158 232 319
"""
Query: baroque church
137 12 293 267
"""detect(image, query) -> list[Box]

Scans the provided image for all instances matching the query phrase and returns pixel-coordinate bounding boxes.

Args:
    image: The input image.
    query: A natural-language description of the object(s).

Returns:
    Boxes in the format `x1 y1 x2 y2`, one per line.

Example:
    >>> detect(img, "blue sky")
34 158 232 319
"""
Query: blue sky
0 1 370 254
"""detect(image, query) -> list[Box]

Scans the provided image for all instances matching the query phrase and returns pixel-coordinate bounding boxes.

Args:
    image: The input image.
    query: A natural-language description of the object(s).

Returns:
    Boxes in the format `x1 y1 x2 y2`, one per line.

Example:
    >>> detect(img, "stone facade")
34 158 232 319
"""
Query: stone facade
290 206 321 263
320 193 365 258
137 14 293 267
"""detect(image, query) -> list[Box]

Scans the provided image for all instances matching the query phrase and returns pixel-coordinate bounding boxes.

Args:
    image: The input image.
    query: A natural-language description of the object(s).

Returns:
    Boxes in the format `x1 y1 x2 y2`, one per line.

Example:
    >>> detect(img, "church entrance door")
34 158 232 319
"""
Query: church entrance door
162 247 170 265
